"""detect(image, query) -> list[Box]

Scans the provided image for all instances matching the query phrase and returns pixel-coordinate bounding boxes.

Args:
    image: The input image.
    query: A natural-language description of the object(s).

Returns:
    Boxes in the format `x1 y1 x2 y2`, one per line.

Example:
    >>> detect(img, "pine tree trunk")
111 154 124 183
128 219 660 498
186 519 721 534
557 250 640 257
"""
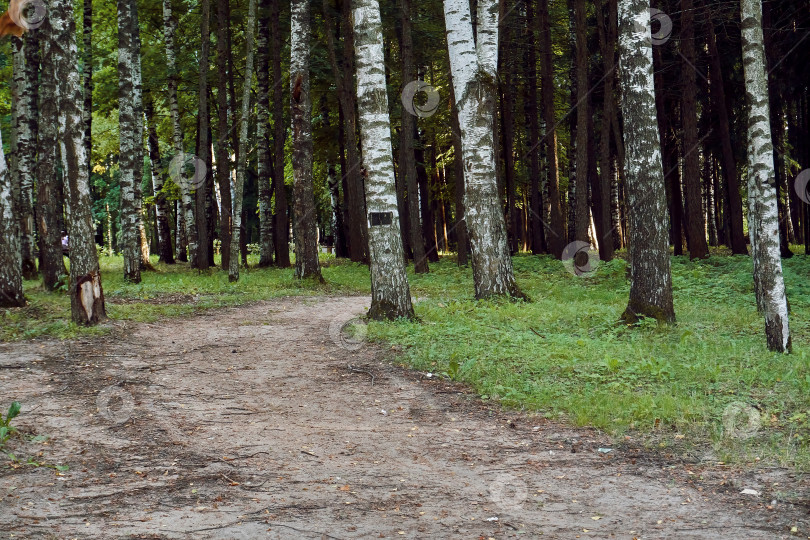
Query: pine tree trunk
707 22 747 255
194 0 211 269
145 91 175 263
117 0 144 284
36 27 67 291
595 0 616 261
290 0 323 281
12 36 38 280
740 0 791 352
450 82 469 265
500 0 519 254
680 0 709 259
398 0 428 273
617 0 675 323
353 0 414 320
572 0 590 244
444 0 523 299
228 0 257 282
539 0 566 258
270 0 290 268
214 0 233 271
525 0 546 255
256 0 273 268
48 0 106 324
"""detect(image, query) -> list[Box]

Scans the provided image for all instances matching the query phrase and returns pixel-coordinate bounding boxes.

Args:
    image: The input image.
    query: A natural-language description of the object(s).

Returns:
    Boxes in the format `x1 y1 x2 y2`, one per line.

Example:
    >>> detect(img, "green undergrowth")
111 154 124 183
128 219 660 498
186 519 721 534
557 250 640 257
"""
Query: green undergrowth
369 250 810 470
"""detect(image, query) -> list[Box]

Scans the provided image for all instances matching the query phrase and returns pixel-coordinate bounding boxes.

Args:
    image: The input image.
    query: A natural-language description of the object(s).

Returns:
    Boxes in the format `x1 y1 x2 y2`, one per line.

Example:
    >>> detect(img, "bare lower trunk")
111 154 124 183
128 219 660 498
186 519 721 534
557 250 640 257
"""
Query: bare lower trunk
145 91 174 263
353 0 414 319
290 0 322 281
228 0 257 282
0 123 24 306
49 0 106 324
740 0 791 352
617 0 675 323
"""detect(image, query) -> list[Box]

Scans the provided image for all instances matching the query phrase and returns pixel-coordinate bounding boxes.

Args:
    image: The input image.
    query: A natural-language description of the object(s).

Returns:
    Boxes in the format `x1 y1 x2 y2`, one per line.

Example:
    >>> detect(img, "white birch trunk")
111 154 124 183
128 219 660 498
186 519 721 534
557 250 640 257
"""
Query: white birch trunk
443 0 523 299
353 0 415 319
0 125 24 307
228 0 257 282
740 0 791 352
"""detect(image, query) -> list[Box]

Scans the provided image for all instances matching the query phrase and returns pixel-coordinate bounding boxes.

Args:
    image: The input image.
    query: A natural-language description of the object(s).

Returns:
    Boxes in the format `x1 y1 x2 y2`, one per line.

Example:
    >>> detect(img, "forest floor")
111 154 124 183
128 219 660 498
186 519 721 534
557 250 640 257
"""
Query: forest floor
1 295 809 539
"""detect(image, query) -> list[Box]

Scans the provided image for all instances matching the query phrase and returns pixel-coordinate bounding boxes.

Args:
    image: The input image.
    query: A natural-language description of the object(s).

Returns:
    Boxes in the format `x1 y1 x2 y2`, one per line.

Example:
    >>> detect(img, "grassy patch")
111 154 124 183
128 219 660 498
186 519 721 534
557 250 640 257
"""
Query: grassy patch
368 251 810 469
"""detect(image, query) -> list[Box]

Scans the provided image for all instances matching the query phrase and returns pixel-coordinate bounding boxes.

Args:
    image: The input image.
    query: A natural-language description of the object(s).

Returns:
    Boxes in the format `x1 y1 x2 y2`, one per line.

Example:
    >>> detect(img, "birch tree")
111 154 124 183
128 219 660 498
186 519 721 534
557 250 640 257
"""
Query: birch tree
617 0 675 323
117 0 144 283
48 0 106 324
290 0 322 280
0 125 24 307
228 0 257 282
443 0 524 299
353 0 415 319
740 0 791 352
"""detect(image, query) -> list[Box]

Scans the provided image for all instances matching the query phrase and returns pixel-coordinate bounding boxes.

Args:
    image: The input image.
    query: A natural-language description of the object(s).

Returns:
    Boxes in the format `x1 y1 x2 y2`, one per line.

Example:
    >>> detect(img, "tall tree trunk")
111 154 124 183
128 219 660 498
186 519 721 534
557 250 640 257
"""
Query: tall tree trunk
0 120 23 306
145 91 175 263
353 0 415 320
163 0 193 264
195 0 211 269
290 0 323 281
49 0 106 323
256 0 273 267
83 0 92 180
525 0 546 255
740 0 791 352
215 0 232 270
500 0 518 254
617 0 675 323
449 81 469 265
398 0 428 273
229 0 257 282
12 35 38 280
36 28 67 291
680 0 709 259
595 0 616 261
707 21 747 255
415 142 438 262
443 0 524 299
572 0 590 244
117 0 144 283
270 0 290 267
539 0 566 257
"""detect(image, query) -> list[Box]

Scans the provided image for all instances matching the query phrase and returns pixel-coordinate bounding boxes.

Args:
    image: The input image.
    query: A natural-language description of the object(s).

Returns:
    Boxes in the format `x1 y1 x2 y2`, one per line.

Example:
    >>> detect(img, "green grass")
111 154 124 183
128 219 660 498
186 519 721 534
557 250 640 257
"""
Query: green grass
2 248 809 468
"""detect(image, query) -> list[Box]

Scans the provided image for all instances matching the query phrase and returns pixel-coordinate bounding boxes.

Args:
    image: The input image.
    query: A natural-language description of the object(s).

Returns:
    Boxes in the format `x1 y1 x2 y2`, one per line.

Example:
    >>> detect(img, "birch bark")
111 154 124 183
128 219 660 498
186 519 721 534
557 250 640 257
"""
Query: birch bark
353 0 415 319
443 0 523 299
617 0 675 322
740 0 791 352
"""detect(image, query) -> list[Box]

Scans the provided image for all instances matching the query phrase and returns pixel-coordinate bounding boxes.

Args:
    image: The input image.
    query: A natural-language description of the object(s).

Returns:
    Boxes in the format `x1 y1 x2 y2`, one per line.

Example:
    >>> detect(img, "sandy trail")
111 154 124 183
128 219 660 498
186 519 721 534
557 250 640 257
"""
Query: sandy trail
0 296 805 539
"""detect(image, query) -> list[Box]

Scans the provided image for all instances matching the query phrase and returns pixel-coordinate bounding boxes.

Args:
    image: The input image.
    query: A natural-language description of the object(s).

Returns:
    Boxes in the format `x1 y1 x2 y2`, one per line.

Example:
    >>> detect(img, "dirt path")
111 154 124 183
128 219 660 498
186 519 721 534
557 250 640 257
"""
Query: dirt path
0 296 806 539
